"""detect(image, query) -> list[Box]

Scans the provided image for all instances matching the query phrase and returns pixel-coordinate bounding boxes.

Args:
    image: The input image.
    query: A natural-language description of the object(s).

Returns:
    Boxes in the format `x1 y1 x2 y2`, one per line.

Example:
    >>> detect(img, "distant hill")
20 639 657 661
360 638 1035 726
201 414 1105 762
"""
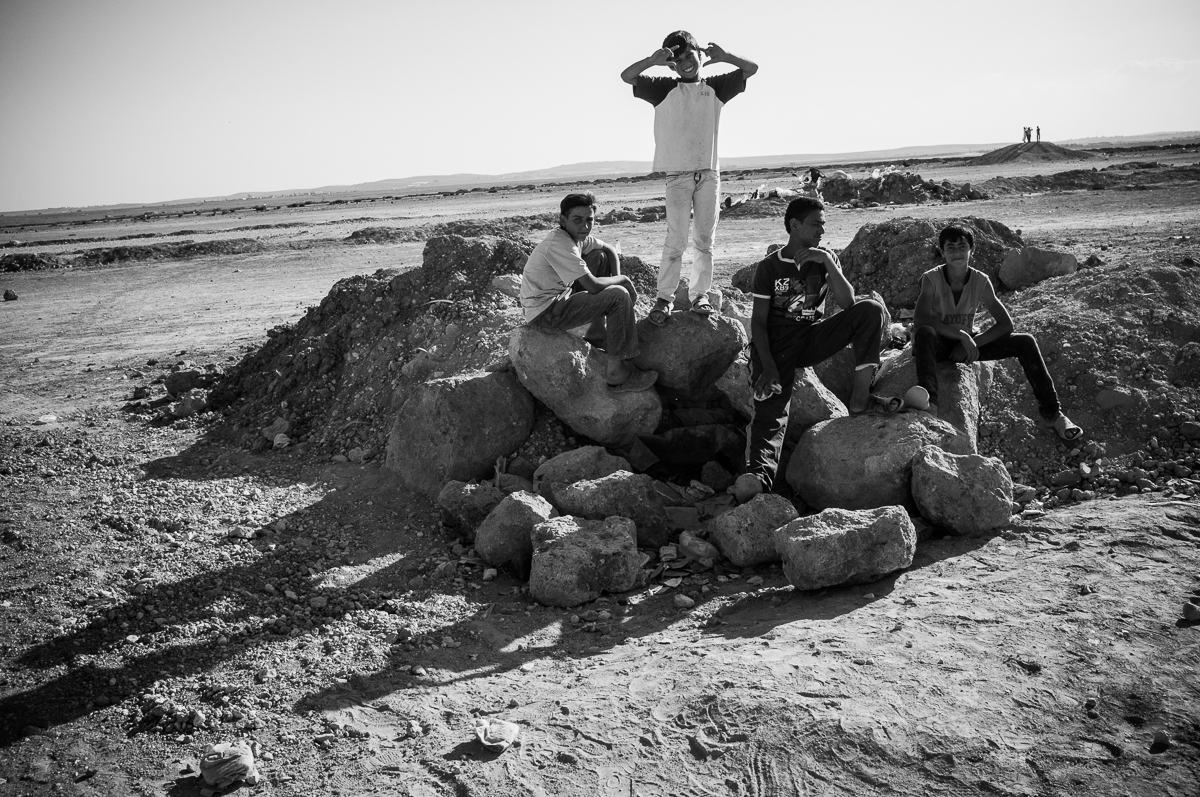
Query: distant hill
1058 131 1200 148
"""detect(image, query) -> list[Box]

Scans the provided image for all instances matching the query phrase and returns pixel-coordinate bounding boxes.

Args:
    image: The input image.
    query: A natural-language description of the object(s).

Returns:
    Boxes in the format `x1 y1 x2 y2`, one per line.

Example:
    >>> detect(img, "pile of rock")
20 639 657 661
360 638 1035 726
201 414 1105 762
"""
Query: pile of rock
821 171 987 208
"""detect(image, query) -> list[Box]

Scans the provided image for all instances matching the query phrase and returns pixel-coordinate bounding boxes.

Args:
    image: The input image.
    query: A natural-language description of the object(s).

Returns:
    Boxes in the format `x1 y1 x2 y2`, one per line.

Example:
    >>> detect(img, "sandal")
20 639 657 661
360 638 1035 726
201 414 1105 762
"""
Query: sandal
609 366 658 393
690 295 714 316
647 299 671 326
853 394 903 416
1042 412 1083 441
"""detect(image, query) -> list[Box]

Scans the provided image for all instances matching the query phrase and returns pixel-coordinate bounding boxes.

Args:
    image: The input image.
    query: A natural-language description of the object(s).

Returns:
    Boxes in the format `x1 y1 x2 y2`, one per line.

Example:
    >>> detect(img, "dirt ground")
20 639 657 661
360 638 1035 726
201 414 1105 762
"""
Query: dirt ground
2 149 1199 796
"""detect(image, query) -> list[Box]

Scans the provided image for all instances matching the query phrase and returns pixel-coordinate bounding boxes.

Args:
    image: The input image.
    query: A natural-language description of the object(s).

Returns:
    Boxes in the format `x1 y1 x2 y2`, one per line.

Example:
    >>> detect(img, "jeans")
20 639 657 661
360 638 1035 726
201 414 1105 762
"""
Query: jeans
913 326 1060 419
528 250 639 360
746 299 886 491
659 170 720 303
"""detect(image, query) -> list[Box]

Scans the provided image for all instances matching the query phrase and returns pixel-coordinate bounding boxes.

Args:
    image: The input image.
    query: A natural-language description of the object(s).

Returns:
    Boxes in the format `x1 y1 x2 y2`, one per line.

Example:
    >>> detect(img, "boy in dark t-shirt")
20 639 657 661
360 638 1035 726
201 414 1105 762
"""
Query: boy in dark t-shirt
621 30 757 325
746 197 889 492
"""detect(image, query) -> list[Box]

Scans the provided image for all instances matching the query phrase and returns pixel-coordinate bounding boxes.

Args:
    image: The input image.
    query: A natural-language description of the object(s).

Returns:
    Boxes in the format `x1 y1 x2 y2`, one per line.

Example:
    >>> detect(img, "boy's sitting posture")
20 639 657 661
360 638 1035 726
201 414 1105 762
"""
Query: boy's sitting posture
519 192 657 392
621 30 757 325
747 198 888 492
913 224 1082 440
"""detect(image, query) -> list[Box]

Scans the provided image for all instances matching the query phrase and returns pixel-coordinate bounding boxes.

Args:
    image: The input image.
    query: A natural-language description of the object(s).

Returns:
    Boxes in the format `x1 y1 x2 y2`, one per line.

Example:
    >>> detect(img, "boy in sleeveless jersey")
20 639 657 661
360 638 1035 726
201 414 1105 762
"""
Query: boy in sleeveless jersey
621 30 757 325
913 224 1082 441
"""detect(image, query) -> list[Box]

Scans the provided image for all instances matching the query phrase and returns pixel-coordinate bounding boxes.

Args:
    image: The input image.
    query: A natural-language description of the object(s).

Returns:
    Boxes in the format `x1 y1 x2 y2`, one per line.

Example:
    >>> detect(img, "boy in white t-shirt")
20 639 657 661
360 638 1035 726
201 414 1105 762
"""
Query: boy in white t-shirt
520 192 657 392
621 30 757 325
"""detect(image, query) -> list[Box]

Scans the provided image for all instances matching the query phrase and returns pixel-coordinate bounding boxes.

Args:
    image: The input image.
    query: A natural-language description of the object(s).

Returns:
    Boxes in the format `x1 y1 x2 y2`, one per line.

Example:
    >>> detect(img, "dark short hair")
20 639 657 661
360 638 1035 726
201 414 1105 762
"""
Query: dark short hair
662 30 700 60
560 192 596 217
784 197 824 231
938 224 975 250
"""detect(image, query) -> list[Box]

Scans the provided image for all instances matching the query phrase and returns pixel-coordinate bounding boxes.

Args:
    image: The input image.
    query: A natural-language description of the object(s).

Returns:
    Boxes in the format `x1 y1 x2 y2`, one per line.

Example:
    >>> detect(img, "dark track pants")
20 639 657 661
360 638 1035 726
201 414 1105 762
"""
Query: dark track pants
913 326 1060 419
747 299 886 490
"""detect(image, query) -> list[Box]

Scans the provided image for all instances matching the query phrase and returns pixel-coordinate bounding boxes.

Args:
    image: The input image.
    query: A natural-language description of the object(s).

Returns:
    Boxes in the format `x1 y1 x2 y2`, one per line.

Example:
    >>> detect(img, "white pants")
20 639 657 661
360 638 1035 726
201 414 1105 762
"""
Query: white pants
658 169 720 303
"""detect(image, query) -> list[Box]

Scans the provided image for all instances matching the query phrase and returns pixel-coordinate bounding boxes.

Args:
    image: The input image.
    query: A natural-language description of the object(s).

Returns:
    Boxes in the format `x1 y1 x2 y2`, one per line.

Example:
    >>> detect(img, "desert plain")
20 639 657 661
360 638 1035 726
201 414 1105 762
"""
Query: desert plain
1 144 1199 796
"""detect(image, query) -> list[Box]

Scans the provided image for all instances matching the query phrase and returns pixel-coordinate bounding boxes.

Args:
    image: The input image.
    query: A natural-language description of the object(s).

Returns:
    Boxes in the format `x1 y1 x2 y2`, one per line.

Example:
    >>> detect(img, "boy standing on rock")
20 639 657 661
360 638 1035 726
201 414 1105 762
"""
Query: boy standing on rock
520 192 658 392
621 31 757 325
746 197 889 492
912 224 1082 441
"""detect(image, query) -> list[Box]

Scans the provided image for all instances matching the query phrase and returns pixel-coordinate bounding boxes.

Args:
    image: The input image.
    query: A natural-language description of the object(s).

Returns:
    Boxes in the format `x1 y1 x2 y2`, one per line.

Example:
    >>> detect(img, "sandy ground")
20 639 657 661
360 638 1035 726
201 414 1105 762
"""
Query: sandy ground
1 150 1199 796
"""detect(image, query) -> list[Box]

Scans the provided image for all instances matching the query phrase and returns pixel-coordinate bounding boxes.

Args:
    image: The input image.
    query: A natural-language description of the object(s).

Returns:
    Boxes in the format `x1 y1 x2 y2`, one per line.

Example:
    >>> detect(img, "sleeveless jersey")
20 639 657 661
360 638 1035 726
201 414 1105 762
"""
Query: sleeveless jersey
919 265 991 334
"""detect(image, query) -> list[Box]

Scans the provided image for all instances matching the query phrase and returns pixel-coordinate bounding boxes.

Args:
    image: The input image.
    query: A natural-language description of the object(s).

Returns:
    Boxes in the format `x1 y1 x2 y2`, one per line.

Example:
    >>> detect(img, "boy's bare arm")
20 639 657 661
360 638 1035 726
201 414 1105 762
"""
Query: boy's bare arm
704 43 758 77
972 280 1015 347
620 48 673 85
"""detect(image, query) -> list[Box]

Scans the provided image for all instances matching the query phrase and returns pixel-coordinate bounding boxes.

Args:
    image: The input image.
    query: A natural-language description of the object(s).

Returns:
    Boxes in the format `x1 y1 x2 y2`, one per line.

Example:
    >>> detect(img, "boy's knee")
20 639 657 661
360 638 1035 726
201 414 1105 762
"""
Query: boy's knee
584 249 615 278
599 284 632 308
914 325 938 344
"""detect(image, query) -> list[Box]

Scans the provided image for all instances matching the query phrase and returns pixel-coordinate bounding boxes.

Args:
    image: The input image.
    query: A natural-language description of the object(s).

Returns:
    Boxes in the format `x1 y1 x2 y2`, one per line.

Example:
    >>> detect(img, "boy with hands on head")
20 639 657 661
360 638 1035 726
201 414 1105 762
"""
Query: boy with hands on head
621 31 757 325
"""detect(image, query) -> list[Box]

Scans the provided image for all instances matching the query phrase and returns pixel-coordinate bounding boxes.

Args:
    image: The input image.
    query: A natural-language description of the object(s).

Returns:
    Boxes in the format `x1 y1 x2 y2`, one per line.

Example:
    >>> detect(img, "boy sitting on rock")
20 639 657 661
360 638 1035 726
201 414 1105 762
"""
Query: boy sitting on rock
519 192 657 392
747 197 889 492
912 224 1082 441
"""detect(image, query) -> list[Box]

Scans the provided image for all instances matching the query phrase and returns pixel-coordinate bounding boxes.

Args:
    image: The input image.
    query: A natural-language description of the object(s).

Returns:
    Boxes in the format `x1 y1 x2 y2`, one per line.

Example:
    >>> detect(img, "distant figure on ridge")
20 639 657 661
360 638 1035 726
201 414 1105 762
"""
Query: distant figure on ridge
745 197 890 493
1036 126 1041 142
910 224 1082 441
621 30 758 326
519 192 658 392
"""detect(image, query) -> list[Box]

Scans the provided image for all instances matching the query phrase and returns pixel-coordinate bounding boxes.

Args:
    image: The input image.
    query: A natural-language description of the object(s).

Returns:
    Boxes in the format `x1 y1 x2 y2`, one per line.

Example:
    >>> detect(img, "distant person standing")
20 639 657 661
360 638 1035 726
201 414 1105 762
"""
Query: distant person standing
1036 126 1041 142
621 31 758 325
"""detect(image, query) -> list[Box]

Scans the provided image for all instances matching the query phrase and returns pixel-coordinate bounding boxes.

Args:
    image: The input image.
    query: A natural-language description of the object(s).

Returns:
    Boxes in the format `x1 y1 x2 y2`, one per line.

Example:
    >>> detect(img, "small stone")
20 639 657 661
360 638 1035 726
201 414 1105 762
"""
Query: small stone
674 594 696 609
1084 697 1098 710
309 596 328 609
1087 709 1100 719
1153 729 1172 747
1183 603 1200 622
482 568 498 582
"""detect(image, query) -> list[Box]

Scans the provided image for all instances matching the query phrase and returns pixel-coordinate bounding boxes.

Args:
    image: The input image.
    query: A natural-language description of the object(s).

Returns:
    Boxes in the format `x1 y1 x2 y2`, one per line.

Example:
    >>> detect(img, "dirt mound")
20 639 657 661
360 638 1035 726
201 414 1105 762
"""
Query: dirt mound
211 235 535 458
981 161 1200 195
346 214 557 246
722 173 985 215
970 141 1098 166
345 226 424 244
76 238 265 265
978 258 1200 486
0 252 73 272
837 216 1024 310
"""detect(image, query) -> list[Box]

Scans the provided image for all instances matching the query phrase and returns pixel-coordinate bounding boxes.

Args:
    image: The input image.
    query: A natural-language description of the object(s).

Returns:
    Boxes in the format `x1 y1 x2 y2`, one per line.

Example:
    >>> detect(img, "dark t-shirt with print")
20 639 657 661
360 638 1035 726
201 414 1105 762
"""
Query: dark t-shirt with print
750 249 831 326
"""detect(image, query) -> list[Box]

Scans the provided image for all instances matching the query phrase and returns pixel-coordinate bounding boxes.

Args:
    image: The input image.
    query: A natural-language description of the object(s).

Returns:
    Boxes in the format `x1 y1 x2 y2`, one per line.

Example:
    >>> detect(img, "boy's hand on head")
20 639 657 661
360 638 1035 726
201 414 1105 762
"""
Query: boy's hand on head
651 47 674 66
704 42 728 63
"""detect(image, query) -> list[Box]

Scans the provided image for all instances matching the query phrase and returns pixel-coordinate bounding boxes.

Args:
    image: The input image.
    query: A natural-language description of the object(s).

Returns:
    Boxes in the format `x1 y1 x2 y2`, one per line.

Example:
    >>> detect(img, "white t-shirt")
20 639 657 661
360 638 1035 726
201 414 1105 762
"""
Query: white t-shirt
632 70 748 173
519 227 603 322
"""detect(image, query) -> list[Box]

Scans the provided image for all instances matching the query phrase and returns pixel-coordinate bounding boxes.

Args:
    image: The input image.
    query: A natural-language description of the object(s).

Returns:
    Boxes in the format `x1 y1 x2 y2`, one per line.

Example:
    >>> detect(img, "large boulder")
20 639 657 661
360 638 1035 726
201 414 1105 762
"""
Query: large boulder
475 491 557 572
532 446 631 497
633 312 748 394
706 493 800 566
837 217 1023 310
776 506 917 590
787 367 848 440
873 344 992 453
552 471 669 548
998 247 1078 290
509 327 661 447
436 480 504 538
713 355 754 420
528 516 641 607
911 446 1014 536
788 414 971 510
385 370 535 497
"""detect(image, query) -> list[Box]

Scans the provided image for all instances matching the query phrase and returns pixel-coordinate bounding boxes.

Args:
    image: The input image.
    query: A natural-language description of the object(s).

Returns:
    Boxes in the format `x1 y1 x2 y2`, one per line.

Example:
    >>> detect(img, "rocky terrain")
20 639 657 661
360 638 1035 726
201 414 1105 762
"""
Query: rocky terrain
1 147 1199 796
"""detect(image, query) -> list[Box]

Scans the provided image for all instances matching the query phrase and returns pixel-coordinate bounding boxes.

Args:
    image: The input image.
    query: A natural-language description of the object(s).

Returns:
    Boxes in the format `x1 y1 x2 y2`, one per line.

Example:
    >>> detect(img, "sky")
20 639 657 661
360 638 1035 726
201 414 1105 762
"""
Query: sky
1 0 1198 211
